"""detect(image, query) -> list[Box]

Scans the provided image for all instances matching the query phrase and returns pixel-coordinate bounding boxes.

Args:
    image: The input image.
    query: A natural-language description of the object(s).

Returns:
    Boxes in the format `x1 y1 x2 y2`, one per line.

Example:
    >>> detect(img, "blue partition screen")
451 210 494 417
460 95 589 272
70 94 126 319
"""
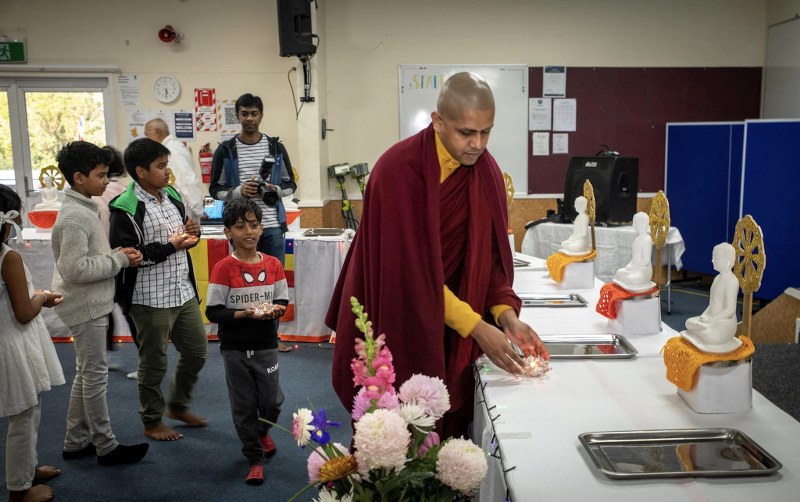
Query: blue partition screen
740 120 800 300
665 123 743 275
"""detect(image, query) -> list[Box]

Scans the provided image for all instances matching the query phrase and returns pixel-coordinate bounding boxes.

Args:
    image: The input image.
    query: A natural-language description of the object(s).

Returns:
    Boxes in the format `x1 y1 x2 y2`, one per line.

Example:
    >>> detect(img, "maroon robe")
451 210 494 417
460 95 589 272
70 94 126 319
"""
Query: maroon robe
326 124 520 437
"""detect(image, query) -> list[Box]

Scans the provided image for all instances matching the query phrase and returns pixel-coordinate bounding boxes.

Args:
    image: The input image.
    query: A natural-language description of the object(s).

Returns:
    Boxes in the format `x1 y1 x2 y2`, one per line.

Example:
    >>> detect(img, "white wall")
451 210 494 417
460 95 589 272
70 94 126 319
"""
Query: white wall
1 0 770 204
767 0 800 23
325 0 767 176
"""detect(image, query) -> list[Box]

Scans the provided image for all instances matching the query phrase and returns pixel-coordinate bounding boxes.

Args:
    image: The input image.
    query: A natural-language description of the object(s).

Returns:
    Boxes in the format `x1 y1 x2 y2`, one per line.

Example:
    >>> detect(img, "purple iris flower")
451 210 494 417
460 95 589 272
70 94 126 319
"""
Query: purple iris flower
310 408 340 445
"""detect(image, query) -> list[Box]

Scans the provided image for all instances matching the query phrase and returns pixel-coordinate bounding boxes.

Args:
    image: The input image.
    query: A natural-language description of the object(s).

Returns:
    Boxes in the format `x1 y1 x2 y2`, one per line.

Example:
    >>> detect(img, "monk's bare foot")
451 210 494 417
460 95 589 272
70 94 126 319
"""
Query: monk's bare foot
9 485 54 502
144 422 183 441
33 465 61 481
165 408 208 427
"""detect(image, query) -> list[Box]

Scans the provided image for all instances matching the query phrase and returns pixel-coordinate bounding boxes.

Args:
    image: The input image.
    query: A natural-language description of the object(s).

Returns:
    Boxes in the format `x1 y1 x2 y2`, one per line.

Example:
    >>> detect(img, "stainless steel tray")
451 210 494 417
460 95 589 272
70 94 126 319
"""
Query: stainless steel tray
519 293 587 308
539 334 637 359
303 228 346 237
579 428 782 479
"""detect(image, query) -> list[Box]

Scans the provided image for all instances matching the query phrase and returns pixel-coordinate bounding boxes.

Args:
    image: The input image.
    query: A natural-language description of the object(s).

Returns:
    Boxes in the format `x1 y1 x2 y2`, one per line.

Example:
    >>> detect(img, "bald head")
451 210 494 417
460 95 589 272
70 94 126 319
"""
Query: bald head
436 72 495 120
144 118 169 143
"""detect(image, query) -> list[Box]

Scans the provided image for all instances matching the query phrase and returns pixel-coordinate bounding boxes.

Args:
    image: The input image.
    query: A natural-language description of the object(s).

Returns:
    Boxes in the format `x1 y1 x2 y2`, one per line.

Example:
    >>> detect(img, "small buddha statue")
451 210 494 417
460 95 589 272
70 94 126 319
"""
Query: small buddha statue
682 243 740 351
612 212 655 291
35 175 62 210
559 196 590 256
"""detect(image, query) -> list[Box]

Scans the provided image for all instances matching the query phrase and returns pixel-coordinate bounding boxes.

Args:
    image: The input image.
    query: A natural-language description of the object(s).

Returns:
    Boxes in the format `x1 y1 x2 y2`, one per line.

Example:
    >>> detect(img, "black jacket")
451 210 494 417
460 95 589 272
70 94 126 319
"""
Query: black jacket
108 183 200 314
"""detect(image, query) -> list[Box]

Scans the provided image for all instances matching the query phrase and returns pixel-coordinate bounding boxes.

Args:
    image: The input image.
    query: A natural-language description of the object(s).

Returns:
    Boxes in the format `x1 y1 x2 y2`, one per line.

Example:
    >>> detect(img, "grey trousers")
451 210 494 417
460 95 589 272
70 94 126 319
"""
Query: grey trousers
64 316 118 456
129 300 208 426
221 348 284 465
6 401 40 491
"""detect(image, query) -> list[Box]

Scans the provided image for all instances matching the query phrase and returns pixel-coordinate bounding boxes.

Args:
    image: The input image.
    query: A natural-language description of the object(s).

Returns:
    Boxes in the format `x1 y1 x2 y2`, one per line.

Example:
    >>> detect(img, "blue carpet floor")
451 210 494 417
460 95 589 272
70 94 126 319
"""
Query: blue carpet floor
0 343 350 502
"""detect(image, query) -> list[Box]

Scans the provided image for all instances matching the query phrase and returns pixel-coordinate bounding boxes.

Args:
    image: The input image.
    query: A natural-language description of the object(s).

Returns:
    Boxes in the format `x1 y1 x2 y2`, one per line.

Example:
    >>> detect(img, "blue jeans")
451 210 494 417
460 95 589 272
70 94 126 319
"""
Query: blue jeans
257 227 285 266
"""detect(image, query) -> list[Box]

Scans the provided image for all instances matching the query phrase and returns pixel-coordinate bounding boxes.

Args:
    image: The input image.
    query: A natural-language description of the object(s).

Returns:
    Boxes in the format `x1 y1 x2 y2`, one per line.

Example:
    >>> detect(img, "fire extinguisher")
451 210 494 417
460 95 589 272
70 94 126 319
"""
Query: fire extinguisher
199 143 212 183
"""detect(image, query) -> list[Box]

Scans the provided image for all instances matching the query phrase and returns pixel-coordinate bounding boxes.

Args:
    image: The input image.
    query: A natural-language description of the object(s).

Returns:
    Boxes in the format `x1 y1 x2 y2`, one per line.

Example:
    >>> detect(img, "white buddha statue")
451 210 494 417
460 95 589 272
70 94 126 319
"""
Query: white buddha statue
34 174 62 210
612 212 655 292
559 196 590 255
681 243 741 353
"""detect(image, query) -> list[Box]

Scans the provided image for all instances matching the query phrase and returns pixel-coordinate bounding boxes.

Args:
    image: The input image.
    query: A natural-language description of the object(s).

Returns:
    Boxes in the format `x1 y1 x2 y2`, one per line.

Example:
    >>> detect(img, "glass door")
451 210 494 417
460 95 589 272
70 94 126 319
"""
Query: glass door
0 77 114 218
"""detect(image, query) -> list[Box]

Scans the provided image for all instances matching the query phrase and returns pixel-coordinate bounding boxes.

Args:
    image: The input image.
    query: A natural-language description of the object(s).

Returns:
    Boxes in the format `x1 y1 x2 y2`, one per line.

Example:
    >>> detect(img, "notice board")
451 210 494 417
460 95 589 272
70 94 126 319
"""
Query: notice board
527 67 761 195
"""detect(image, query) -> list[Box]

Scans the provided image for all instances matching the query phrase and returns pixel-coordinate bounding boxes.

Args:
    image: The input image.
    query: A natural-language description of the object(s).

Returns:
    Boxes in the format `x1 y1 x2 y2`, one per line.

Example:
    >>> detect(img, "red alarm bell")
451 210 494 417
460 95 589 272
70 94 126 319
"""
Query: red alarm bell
158 25 177 43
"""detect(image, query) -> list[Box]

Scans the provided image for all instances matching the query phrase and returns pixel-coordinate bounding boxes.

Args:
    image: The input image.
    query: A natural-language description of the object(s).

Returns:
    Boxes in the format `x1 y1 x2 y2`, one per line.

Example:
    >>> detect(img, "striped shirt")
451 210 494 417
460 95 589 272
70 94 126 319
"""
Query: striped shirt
131 183 196 308
237 136 279 229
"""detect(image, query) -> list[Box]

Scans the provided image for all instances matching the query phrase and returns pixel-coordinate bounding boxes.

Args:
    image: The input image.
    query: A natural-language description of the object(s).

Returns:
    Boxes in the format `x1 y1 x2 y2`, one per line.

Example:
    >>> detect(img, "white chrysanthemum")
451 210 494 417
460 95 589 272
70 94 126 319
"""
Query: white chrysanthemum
435 438 488 494
353 408 410 475
292 408 315 447
314 487 353 502
398 374 450 419
397 403 436 431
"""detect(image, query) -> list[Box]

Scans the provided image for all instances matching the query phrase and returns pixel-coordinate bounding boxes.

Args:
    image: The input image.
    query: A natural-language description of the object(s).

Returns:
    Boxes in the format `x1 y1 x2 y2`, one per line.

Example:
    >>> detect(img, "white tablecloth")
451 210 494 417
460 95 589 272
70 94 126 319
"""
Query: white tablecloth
476 254 800 501
11 228 351 342
280 231 351 342
521 222 685 282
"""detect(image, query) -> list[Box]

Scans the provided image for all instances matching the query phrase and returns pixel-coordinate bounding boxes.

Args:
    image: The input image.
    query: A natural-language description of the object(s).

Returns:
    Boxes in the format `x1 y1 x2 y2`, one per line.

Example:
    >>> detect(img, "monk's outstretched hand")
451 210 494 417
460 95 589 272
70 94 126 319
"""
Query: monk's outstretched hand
470 321 526 376
498 310 550 360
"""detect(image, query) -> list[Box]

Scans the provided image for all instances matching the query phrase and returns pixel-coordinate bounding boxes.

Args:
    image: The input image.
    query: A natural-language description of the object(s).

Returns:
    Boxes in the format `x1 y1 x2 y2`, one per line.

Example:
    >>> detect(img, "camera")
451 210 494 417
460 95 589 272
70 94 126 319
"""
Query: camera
262 188 279 206
256 180 279 206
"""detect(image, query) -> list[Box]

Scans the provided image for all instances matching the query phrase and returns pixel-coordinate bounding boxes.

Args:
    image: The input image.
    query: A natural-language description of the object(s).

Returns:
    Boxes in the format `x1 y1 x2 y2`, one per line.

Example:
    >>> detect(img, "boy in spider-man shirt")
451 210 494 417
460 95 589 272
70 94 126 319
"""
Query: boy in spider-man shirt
205 198 288 486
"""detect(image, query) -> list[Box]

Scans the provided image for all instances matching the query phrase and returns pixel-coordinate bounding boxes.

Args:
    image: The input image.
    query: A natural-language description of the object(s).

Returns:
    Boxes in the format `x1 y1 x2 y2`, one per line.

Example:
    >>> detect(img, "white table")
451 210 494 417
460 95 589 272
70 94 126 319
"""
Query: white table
475 254 800 501
513 256 672 357
521 222 685 283
521 222 685 313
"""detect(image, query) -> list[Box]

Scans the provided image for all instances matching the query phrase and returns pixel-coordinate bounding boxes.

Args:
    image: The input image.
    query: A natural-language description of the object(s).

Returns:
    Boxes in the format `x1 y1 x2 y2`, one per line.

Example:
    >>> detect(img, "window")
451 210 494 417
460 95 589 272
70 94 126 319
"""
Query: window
0 77 114 217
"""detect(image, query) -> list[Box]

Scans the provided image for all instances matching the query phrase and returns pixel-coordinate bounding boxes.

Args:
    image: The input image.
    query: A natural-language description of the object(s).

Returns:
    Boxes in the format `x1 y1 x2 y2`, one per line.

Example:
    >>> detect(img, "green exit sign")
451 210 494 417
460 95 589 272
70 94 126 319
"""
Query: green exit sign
0 40 27 63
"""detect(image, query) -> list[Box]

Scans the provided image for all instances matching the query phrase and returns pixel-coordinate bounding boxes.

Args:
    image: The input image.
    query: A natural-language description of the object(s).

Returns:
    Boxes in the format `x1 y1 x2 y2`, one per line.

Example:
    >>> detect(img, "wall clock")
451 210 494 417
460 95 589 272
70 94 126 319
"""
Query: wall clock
153 75 181 103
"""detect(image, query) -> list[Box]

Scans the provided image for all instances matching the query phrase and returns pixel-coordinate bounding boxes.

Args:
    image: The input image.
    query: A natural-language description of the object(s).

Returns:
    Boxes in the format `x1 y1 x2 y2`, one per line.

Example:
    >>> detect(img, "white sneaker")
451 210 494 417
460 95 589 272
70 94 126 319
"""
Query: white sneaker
126 371 138 380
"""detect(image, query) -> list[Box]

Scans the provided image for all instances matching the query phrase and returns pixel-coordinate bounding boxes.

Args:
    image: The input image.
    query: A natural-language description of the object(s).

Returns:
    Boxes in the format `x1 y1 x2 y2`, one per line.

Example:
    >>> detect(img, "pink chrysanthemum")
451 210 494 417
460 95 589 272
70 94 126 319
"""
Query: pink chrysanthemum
352 388 399 420
398 374 450 419
306 446 327 483
435 438 488 495
353 409 410 475
293 408 315 447
306 442 349 484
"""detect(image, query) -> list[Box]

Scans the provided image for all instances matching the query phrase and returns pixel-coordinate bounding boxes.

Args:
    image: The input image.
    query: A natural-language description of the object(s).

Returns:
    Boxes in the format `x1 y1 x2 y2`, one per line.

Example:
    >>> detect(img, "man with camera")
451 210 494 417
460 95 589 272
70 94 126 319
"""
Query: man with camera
209 93 297 351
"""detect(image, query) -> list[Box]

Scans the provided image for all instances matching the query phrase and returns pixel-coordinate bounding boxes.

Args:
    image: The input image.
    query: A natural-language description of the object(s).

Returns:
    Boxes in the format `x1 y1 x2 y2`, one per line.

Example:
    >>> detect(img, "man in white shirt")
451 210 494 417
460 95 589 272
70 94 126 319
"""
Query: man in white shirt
144 118 205 223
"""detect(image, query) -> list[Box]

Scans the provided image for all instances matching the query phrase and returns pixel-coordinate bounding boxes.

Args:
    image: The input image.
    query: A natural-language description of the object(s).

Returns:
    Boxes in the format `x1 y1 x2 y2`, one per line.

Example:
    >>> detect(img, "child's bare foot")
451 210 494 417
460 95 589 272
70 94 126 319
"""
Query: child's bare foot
33 465 60 481
144 422 183 441
8 484 54 502
165 408 208 427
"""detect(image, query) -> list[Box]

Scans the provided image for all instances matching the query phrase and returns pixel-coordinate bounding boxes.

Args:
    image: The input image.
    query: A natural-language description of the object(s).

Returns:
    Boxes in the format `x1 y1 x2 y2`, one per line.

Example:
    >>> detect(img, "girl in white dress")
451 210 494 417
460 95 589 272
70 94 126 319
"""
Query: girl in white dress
0 185 65 502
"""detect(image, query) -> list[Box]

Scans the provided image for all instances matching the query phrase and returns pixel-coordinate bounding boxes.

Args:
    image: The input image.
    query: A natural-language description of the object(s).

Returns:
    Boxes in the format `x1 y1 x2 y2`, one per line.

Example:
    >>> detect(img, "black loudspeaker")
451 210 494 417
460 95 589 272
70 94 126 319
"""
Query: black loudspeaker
277 0 316 57
562 156 639 224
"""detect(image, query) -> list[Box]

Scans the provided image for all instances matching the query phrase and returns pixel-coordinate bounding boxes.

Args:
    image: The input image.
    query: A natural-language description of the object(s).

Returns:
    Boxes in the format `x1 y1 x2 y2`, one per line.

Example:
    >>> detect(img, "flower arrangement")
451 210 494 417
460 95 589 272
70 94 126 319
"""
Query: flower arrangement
276 297 487 502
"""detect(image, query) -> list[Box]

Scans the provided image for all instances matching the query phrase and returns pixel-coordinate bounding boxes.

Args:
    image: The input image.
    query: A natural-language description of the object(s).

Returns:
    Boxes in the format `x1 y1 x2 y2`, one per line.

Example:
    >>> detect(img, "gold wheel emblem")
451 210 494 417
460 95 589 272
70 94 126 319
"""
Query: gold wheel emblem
582 180 596 225
732 215 766 293
503 172 514 211
649 191 670 250
733 214 766 338
39 165 65 190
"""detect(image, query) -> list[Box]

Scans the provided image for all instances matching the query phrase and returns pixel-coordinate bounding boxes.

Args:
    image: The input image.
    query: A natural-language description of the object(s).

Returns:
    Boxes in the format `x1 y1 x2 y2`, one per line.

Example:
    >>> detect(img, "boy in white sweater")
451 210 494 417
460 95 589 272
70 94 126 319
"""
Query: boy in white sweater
51 141 149 466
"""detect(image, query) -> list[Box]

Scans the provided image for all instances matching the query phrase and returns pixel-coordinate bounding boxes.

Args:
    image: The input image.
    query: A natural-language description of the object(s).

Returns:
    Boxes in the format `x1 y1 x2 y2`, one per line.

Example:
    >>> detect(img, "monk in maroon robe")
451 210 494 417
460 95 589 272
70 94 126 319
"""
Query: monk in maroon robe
326 72 548 438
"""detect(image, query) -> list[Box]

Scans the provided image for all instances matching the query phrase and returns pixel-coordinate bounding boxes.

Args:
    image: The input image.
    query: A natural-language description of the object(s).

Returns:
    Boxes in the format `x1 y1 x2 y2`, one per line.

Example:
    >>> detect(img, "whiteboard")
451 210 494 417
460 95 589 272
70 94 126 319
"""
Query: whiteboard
763 17 800 118
399 64 528 196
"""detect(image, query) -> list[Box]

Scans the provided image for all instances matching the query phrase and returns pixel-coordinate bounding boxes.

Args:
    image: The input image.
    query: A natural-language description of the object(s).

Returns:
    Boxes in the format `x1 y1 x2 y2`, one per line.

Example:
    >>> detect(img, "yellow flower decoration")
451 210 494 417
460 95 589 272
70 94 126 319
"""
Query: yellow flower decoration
319 455 358 483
